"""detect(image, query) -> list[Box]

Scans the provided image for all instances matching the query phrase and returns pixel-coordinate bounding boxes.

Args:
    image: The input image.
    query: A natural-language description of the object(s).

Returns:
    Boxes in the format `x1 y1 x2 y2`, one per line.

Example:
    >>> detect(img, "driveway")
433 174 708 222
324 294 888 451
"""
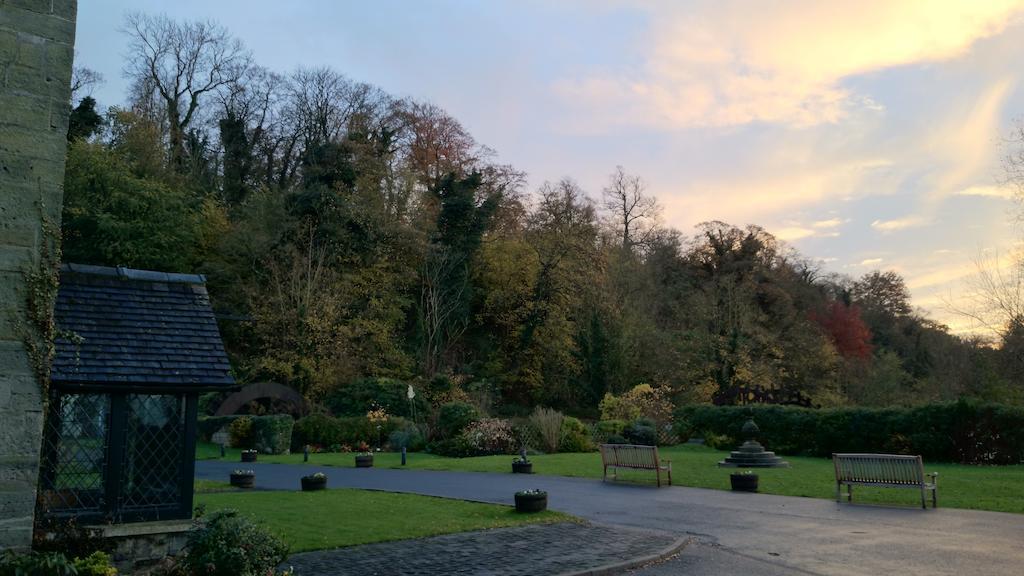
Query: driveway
197 460 1024 575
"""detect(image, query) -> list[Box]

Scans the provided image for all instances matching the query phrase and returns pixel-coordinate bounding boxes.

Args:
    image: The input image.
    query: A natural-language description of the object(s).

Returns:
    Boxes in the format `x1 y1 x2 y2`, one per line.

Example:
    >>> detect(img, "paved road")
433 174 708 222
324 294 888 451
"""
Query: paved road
197 460 1024 576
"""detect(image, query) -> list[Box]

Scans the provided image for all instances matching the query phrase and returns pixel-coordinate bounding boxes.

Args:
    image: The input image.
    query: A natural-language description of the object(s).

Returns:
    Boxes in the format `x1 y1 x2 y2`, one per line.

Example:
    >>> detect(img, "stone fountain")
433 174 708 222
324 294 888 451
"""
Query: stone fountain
717 418 790 468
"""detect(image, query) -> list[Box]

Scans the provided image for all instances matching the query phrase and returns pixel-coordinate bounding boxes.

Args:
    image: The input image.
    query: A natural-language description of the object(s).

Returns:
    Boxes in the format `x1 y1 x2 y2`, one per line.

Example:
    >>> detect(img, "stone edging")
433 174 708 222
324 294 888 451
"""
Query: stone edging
557 531 691 576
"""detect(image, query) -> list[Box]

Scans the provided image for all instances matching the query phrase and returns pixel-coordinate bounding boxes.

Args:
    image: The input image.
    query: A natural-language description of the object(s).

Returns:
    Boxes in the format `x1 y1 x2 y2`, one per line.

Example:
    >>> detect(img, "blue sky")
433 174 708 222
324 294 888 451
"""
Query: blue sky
75 1 1024 334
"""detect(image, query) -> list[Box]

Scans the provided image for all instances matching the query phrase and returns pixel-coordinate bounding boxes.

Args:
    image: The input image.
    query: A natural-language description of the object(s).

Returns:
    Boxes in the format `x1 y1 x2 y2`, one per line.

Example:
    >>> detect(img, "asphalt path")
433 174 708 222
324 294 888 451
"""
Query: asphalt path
197 460 1024 575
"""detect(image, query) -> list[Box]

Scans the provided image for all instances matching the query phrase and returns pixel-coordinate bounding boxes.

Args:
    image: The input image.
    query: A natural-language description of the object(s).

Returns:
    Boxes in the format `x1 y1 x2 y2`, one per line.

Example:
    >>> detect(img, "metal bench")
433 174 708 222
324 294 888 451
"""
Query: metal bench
599 444 672 487
833 453 938 509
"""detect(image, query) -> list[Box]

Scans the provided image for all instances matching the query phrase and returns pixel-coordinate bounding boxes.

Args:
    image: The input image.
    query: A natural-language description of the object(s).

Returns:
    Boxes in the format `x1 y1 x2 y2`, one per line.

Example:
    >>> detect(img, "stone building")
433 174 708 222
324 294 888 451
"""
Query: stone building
0 0 77 551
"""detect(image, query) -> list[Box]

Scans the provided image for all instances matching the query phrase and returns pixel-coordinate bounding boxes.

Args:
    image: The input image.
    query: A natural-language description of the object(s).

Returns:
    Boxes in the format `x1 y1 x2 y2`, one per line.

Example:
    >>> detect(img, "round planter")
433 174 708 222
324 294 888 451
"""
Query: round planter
241 452 257 463
512 461 533 474
730 473 759 492
301 477 327 491
229 473 255 489
355 455 374 468
514 492 548 513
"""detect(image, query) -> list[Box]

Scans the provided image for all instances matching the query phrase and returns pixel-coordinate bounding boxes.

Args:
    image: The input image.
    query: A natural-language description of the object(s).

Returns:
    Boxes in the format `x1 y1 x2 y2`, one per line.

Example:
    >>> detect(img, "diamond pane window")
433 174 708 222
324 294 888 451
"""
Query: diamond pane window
120 395 185 514
38 393 110 515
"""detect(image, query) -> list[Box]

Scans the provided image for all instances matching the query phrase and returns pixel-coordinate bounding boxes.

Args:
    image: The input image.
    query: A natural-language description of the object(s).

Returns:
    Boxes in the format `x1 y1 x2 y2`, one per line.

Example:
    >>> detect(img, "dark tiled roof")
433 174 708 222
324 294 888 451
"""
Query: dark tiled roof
51 264 235 390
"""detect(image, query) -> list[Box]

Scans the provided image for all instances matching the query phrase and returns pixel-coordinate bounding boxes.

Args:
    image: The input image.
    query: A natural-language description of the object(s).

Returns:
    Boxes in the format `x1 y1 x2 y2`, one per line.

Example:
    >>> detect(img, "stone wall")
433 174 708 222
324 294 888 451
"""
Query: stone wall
0 0 76 551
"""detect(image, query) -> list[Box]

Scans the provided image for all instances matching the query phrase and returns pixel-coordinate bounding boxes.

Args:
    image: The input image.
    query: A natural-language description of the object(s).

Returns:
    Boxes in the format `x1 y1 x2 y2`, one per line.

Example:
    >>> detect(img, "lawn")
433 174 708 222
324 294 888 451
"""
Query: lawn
194 488 570 553
198 441 1024 514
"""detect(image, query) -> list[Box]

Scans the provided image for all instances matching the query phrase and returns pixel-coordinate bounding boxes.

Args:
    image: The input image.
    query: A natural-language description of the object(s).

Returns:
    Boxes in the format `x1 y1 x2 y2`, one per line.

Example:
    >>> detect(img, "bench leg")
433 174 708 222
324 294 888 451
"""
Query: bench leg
668 468 672 486
932 488 937 509
603 465 607 483
656 468 661 488
836 482 841 503
920 487 927 510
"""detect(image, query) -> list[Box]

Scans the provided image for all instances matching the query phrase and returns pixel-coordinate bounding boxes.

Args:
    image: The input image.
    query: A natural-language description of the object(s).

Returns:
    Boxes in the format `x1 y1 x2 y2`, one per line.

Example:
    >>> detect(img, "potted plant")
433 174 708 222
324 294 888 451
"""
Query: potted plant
301 472 328 491
354 441 373 468
512 455 532 474
730 470 759 492
230 469 255 489
515 489 548 512
241 449 258 463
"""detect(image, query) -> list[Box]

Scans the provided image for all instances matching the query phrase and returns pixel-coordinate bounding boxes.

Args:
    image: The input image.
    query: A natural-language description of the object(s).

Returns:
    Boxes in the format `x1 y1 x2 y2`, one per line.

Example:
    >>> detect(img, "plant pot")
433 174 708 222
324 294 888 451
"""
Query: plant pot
512 461 533 474
241 452 257 463
230 473 255 489
730 473 758 492
301 477 327 491
514 492 547 513
355 455 374 468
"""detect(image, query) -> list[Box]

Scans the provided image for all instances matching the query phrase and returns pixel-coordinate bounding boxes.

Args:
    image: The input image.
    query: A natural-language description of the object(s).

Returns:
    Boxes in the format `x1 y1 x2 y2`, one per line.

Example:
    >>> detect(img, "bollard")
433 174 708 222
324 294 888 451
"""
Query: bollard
401 446 407 466
304 444 309 463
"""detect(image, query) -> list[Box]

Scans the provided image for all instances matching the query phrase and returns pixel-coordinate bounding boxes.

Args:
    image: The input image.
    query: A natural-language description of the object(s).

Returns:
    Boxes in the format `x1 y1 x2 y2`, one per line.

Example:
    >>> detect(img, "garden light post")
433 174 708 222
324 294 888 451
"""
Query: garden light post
402 446 407 466
304 444 309 462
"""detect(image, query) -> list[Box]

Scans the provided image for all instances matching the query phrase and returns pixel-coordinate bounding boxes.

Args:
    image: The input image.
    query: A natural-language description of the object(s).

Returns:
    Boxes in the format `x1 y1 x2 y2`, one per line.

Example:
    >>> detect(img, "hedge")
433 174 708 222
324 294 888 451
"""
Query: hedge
251 415 294 455
291 414 412 452
675 400 1024 464
324 377 429 418
198 415 293 455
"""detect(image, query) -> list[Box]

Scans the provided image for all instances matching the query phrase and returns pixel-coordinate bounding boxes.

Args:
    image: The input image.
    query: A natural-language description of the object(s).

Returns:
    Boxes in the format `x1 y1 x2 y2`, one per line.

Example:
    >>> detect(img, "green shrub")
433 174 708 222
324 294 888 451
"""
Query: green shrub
428 435 477 457
197 416 241 442
181 509 288 576
325 378 429 418
701 432 732 450
72 552 116 576
291 413 341 450
437 402 479 439
675 400 1024 464
673 417 693 443
623 418 657 446
228 416 254 449
250 415 293 455
605 434 629 445
558 416 594 452
388 425 425 451
0 551 78 576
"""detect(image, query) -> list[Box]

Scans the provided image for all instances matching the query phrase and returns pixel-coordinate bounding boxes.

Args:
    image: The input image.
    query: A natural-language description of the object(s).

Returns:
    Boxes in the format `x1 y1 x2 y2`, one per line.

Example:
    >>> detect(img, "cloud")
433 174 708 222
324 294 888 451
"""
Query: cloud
955 185 1015 199
812 218 843 229
556 1 1024 130
871 216 930 232
860 258 884 266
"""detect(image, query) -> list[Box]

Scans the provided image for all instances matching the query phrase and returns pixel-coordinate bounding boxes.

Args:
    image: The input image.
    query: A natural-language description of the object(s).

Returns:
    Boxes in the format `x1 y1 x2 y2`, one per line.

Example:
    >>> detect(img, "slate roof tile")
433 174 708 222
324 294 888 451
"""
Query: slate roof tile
51 264 235 389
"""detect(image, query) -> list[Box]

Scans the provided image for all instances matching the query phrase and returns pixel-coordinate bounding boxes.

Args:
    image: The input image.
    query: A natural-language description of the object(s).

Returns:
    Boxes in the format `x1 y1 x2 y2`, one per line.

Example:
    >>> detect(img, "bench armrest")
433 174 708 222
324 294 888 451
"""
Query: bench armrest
660 459 671 465
927 472 938 485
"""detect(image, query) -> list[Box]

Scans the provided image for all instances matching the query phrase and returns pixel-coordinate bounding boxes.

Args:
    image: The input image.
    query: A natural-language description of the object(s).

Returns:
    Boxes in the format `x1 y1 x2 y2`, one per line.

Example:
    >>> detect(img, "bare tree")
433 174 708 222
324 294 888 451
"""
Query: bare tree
601 166 661 253
123 12 251 169
70 65 103 101
947 251 1024 339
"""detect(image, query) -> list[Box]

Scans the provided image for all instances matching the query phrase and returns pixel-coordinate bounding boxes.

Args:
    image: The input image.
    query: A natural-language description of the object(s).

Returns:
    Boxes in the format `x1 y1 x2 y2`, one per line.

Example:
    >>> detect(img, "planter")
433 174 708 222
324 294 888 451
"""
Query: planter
229 473 255 489
355 455 374 468
514 491 548 513
512 461 533 474
730 473 759 492
301 476 327 491
241 451 257 463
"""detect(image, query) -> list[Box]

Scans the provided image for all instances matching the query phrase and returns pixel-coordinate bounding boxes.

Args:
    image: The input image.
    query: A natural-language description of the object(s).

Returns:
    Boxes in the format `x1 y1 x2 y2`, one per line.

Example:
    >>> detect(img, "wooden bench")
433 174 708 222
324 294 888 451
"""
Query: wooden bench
599 444 672 487
833 453 938 509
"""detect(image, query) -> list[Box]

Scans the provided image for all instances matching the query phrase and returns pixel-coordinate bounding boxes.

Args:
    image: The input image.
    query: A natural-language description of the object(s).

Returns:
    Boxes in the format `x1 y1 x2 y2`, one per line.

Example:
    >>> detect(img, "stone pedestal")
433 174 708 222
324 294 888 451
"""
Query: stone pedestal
0 0 77 552
87 520 192 575
717 419 790 468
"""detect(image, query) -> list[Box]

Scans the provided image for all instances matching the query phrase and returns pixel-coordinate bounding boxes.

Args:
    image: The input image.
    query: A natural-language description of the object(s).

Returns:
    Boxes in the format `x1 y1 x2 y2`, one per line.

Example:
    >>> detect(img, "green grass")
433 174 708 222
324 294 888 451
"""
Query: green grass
197 441 1024 514
195 488 570 553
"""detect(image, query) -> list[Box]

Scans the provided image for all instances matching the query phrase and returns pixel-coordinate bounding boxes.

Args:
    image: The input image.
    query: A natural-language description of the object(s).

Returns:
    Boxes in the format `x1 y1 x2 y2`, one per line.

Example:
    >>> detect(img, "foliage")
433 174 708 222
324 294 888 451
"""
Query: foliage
180 509 288 576
0 551 77 576
677 401 1024 464
598 384 674 423
197 416 242 442
623 418 657 446
528 407 564 453
228 416 254 449
72 552 117 576
324 378 428 418
436 402 480 439
673 417 693 443
250 415 294 454
558 416 594 452
461 418 516 455
291 414 409 451
388 425 426 451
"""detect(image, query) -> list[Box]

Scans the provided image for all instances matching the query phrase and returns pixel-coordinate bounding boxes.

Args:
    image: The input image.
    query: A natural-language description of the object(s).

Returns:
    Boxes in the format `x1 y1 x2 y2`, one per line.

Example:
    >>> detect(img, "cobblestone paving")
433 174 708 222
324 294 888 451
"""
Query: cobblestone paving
283 521 678 576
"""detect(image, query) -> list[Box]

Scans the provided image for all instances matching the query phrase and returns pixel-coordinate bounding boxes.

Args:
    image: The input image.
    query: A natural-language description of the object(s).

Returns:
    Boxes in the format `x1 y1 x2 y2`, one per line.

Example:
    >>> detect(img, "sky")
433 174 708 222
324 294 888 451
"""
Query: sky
75 0 1024 335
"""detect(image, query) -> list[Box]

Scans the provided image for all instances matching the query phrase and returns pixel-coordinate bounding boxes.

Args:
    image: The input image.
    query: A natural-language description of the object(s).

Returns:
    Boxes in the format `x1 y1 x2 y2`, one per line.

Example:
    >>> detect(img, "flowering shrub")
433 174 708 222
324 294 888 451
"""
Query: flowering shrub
462 418 515 455
366 405 389 424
